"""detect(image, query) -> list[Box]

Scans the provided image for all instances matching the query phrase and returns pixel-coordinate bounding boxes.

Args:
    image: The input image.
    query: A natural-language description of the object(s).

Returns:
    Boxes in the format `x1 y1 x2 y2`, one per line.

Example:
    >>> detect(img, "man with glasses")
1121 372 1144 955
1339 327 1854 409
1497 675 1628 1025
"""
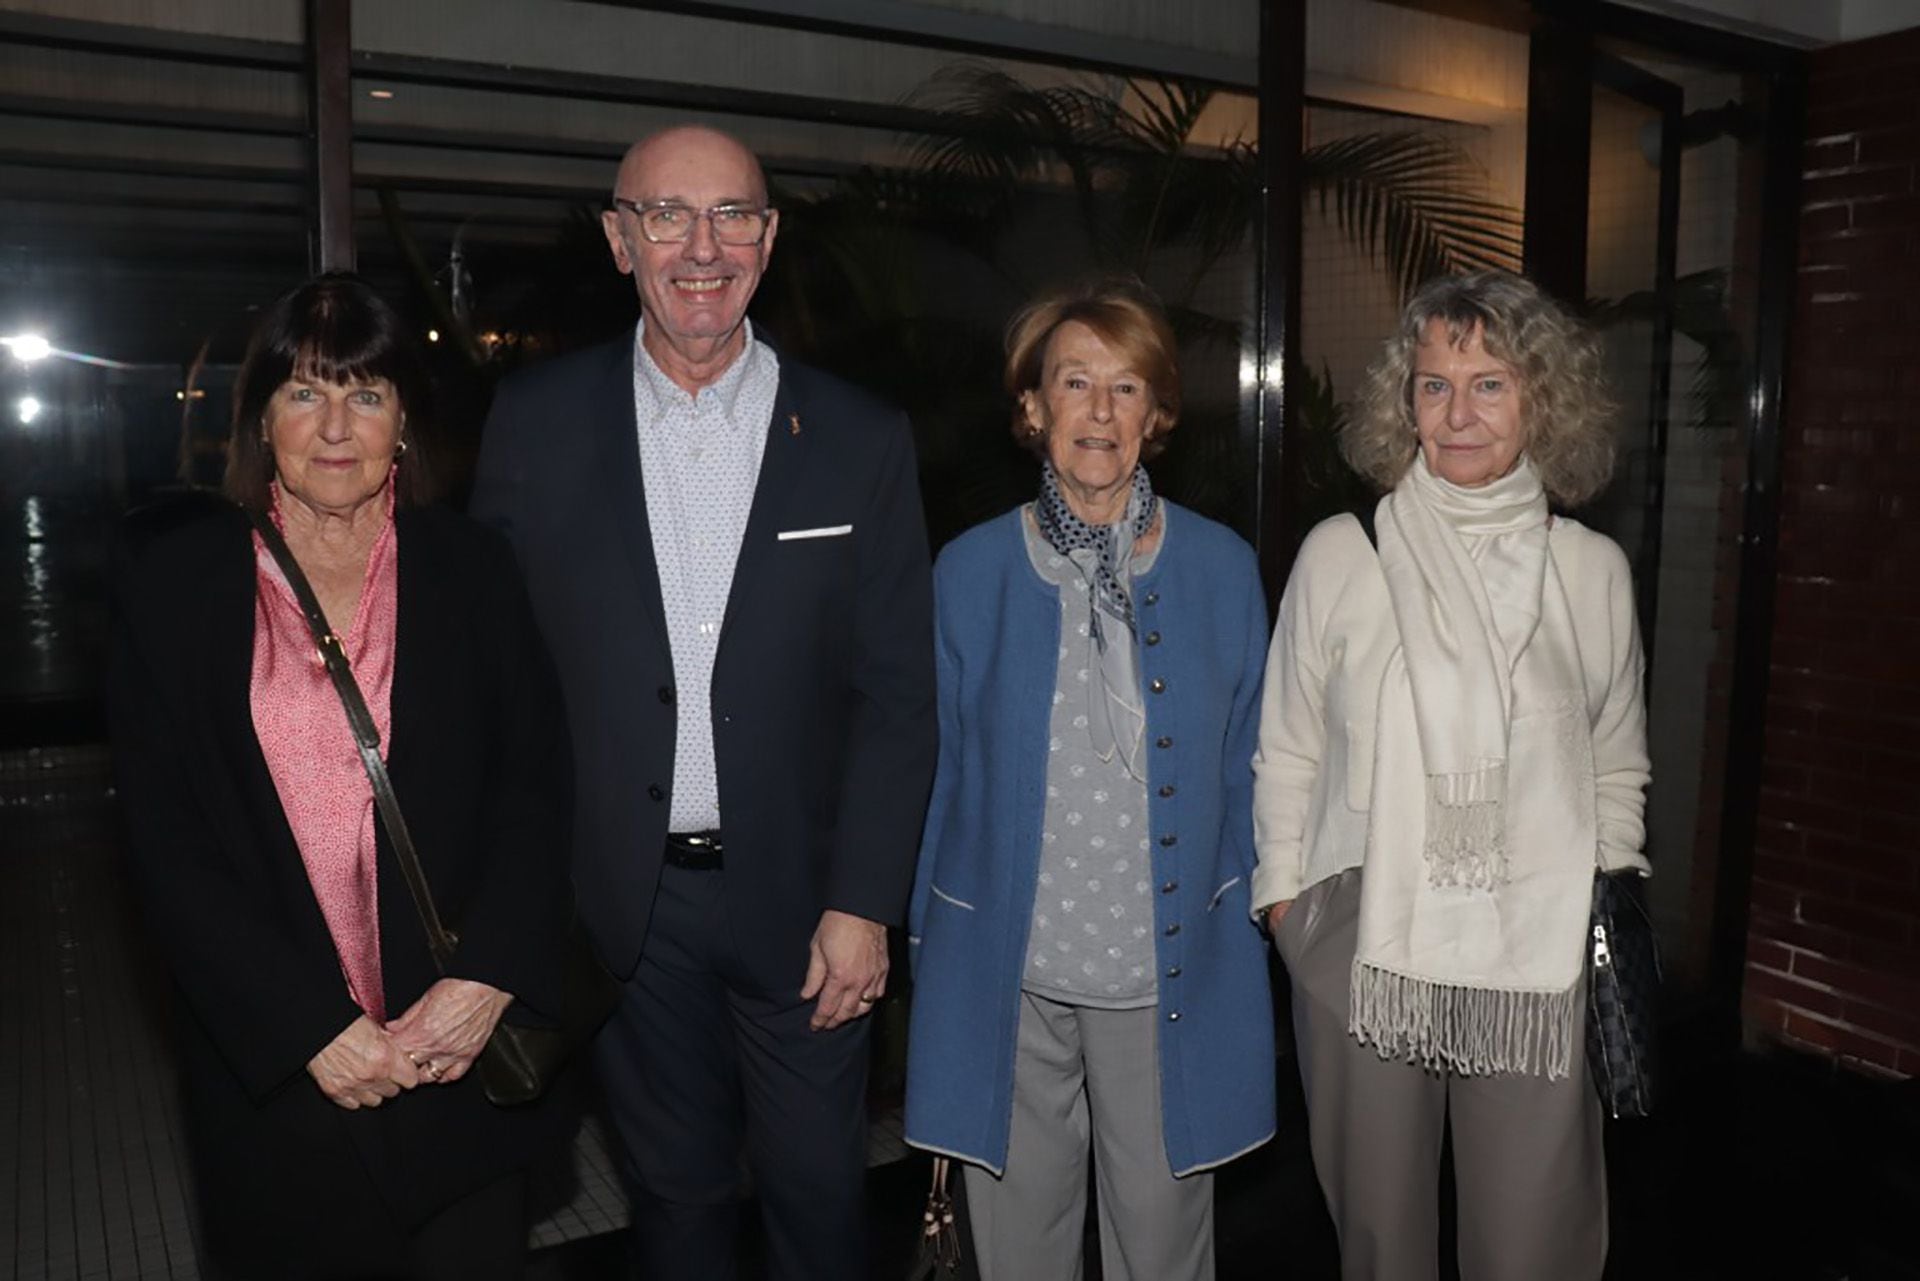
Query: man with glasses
472 125 936 1280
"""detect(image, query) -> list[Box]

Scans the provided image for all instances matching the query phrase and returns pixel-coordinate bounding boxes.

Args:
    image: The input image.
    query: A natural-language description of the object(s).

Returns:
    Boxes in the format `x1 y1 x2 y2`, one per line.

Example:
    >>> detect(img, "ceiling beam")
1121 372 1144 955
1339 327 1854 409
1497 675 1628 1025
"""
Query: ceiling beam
350 46 1007 140
0 9 300 70
0 186 581 232
0 92 302 139
0 94 856 180
0 148 607 206
582 0 1256 88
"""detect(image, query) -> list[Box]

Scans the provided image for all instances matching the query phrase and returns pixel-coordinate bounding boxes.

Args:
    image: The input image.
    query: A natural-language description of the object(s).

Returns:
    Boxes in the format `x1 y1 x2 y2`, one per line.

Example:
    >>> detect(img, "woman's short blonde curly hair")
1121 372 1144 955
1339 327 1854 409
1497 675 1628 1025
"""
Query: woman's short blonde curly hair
1342 270 1618 507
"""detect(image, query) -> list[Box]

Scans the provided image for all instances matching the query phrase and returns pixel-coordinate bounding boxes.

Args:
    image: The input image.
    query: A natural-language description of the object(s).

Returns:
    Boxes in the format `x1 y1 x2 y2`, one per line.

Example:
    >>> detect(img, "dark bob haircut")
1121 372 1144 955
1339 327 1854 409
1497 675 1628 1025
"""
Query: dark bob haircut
224 272 438 511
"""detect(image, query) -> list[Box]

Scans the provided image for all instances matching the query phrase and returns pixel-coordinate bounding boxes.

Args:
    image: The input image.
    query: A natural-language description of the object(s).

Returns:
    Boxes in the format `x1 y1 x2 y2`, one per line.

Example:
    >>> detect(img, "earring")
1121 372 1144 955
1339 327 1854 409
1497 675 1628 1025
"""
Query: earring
396 437 409 457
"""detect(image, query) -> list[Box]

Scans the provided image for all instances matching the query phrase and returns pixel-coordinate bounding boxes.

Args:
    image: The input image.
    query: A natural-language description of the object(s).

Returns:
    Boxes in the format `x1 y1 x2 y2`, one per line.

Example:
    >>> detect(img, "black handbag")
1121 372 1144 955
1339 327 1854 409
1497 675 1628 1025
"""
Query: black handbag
247 506 619 1108
1585 870 1660 1119
905 1156 962 1280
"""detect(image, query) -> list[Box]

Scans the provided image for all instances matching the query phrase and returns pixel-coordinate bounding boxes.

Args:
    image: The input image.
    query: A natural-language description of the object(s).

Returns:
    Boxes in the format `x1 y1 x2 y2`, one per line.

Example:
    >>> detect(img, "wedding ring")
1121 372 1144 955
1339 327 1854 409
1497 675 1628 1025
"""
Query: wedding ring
857 996 875 1005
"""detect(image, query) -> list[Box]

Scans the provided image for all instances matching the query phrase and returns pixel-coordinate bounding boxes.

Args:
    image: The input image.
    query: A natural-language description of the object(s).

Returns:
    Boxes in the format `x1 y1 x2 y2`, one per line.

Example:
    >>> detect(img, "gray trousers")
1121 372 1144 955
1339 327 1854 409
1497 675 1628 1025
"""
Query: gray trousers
1277 868 1606 1281
962 991 1215 1281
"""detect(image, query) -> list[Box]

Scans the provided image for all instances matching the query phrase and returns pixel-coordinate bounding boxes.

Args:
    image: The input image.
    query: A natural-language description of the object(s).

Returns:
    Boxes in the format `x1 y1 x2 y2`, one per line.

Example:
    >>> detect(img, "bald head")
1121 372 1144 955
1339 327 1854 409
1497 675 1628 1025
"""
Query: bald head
601 124 779 393
614 126 768 209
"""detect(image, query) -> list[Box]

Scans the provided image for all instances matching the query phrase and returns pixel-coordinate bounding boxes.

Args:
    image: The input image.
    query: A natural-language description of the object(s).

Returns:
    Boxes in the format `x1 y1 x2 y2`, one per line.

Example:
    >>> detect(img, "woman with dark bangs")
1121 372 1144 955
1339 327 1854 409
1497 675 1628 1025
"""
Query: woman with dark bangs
108 274 578 1279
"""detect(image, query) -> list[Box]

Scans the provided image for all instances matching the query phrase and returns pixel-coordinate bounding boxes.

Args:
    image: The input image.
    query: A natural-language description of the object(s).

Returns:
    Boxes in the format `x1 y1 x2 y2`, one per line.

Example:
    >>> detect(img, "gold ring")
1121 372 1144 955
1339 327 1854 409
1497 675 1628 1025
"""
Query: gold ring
857 996 875 1005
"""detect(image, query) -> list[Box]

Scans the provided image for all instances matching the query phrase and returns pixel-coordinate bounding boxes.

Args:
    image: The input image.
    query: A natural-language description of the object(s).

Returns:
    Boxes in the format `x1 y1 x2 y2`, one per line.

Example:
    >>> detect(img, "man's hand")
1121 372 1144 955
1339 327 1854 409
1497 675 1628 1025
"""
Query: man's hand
1265 899 1295 938
801 910 888 1032
386 978 514 1085
307 1015 420 1109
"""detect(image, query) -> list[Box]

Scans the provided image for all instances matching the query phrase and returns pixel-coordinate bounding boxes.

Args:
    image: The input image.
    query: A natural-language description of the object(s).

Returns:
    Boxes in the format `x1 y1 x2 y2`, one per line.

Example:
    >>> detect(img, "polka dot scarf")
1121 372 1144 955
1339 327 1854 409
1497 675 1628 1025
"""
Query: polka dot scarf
1033 461 1159 651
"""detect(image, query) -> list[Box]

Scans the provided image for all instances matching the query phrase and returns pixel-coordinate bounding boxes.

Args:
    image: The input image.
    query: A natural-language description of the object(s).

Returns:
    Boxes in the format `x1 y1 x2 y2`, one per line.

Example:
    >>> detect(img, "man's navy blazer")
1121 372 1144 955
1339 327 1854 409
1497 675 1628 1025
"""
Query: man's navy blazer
471 334 937 989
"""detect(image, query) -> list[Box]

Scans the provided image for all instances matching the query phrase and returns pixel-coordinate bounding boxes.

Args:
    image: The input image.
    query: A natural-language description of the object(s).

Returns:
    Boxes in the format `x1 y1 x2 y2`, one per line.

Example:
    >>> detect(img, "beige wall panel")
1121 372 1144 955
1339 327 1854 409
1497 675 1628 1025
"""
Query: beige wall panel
1307 0 1528 117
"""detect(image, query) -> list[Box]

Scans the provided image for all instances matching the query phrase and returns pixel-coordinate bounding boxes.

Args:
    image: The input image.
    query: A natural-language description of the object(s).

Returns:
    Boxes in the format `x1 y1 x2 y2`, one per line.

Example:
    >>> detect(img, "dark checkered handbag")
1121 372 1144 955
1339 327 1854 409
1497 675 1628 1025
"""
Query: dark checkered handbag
1586 870 1660 1119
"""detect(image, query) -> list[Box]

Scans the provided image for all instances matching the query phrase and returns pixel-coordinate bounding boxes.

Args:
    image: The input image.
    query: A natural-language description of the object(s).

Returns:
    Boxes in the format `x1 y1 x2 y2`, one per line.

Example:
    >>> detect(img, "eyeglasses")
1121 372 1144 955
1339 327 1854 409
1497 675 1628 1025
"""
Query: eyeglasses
612 198 773 246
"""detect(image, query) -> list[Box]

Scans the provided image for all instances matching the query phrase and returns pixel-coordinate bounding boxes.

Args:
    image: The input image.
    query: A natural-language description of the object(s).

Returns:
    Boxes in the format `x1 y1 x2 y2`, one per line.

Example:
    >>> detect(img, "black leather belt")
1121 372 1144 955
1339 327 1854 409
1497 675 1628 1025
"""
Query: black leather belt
664 830 724 871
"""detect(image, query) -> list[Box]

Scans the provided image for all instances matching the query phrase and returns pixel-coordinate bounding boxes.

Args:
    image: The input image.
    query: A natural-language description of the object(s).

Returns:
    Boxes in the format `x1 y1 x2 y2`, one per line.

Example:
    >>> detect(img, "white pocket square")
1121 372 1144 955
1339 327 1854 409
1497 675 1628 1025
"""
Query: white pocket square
776 524 853 541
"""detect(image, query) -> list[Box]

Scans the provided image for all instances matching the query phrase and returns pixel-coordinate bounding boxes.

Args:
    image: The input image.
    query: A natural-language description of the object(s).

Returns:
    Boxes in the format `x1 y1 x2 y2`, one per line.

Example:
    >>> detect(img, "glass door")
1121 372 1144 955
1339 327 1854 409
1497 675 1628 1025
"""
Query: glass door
1581 51 1683 666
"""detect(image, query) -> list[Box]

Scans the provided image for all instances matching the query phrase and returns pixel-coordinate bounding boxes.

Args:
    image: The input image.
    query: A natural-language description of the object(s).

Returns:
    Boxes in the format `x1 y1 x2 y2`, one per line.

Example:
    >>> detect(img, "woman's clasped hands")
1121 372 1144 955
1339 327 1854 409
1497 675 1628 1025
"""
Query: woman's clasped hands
306 978 513 1109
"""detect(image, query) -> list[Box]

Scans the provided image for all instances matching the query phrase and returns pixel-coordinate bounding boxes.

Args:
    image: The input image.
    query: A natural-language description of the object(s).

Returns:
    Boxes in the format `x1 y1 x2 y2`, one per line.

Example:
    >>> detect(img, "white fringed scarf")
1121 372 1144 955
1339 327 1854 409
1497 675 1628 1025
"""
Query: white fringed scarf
1349 455 1596 1078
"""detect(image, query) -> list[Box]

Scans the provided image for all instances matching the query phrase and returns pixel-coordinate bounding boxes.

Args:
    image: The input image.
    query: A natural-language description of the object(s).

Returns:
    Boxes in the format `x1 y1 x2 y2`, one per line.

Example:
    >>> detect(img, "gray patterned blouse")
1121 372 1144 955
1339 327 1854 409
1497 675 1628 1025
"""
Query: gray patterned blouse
1019 508 1164 1008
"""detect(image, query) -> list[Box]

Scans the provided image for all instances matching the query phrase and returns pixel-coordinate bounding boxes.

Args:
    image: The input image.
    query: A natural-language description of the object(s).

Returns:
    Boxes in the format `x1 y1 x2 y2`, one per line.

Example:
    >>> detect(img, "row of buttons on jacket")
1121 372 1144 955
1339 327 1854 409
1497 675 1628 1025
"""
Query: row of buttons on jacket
1140 590 1185 1023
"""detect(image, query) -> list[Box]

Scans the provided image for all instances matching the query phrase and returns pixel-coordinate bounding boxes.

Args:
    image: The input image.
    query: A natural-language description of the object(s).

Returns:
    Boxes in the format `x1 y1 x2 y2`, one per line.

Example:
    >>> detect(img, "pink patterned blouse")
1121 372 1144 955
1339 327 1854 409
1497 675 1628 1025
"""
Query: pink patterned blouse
250 492 399 1023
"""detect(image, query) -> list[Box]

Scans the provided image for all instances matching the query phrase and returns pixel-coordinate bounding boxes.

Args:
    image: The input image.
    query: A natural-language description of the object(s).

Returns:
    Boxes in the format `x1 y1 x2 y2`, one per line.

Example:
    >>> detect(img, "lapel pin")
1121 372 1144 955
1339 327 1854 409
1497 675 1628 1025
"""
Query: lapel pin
788 412 802 437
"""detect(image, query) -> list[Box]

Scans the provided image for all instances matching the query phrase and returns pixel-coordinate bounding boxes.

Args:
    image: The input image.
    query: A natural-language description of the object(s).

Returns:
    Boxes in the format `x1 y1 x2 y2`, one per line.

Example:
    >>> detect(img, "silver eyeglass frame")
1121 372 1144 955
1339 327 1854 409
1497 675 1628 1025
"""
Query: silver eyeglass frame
611 197 775 246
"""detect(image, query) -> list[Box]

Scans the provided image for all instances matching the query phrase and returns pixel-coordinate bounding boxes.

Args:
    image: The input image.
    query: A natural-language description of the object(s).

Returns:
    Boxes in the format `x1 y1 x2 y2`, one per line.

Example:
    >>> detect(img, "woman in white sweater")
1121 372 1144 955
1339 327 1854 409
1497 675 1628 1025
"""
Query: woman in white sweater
1252 271 1651 1281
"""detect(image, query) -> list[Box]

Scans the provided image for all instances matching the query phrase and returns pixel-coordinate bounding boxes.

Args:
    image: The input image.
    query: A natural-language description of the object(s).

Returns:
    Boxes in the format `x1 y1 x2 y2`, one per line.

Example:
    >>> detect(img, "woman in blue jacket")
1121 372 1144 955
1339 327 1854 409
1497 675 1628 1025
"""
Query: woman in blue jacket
905 277 1275 1281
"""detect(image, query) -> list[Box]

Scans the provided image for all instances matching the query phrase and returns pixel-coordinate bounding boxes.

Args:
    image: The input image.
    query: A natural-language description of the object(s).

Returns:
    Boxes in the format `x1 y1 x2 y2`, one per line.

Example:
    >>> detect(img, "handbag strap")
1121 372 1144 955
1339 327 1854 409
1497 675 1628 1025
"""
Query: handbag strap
1355 499 1378 551
245 505 458 974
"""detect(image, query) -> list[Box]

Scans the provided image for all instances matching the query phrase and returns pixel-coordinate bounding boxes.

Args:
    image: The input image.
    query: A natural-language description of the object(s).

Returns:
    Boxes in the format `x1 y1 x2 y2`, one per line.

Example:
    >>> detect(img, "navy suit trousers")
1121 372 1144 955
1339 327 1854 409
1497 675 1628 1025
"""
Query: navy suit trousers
594 862 872 1281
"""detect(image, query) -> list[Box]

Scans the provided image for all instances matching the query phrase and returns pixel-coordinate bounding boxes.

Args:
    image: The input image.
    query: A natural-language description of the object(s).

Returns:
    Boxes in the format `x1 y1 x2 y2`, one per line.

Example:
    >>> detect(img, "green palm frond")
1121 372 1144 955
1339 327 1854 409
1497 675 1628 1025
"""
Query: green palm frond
1122 79 1215 154
1303 132 1523 296
902 68 1524 304
907 64 1135 236
1135 141 1259 285
1110 81 1244 270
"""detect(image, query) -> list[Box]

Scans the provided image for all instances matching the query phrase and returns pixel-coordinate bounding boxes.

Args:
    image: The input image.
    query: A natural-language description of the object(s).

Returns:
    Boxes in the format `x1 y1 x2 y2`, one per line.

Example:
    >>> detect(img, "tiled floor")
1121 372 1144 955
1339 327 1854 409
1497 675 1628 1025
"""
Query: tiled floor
1 747 200 1281
527 1119 628 1252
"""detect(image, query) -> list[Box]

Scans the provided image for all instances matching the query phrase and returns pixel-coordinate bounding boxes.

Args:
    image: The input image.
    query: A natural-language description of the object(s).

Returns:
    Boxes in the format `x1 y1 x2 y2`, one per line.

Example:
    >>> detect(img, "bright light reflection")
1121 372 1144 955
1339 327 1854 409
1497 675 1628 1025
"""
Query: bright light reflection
4 334 52 363
427 329 440 343
17 395 43 424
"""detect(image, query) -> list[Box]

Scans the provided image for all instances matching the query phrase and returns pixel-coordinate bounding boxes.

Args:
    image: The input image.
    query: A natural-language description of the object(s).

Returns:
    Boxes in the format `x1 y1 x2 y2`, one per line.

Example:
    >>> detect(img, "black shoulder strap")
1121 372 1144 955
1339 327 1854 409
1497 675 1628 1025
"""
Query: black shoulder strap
1354 500 1378 551
243 504 459 973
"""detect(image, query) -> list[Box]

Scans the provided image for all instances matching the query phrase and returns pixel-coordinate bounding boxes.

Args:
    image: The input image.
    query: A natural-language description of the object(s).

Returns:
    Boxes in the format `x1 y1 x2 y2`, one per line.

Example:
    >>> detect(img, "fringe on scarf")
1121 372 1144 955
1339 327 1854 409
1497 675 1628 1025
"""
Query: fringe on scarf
1348 960 1578 1079
1423 767 1508 889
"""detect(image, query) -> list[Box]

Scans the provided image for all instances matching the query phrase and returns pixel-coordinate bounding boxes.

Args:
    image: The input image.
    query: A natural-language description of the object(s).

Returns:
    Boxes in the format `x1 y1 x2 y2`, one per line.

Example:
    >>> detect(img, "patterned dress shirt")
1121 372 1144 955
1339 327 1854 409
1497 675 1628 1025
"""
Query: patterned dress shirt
631 320 780 831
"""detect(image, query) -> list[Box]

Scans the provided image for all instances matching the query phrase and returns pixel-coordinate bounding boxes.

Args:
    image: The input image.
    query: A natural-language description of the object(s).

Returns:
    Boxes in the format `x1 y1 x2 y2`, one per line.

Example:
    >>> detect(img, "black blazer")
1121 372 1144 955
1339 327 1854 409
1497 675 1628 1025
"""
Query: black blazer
107 496 577 1226
471 336 937 989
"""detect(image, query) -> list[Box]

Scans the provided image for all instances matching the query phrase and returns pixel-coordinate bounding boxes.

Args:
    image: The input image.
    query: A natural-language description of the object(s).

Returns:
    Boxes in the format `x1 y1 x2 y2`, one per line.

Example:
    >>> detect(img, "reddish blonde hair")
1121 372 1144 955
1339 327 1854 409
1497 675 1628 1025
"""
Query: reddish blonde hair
1003 276 1181 459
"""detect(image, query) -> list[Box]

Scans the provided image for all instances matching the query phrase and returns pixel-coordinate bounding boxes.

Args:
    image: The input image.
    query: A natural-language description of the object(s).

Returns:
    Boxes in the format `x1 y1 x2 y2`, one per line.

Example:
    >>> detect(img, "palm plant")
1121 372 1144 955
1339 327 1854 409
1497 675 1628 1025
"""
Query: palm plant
905 64 1523 308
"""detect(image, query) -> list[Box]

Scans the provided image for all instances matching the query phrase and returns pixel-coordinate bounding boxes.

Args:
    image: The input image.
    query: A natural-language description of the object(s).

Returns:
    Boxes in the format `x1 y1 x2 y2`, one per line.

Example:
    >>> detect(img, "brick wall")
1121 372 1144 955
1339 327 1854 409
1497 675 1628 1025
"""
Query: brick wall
1742 25 1920 1077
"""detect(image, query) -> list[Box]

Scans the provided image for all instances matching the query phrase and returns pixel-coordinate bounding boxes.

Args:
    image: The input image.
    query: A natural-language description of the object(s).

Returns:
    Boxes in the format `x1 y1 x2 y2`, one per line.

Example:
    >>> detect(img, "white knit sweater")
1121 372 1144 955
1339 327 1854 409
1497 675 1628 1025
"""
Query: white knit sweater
1251 512 1651 914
